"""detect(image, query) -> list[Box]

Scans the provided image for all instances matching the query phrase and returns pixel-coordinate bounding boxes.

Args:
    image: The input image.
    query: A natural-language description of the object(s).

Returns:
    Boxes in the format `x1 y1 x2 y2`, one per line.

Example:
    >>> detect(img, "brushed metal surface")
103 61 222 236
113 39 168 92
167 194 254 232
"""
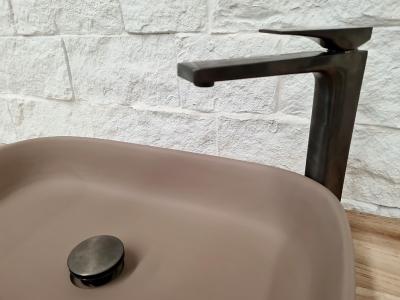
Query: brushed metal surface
67 235 124 280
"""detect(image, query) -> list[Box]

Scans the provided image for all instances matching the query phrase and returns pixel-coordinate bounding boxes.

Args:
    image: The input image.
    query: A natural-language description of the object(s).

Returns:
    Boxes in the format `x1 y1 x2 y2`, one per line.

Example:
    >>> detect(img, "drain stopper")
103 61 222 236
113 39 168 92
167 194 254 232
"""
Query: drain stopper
67 235 125 287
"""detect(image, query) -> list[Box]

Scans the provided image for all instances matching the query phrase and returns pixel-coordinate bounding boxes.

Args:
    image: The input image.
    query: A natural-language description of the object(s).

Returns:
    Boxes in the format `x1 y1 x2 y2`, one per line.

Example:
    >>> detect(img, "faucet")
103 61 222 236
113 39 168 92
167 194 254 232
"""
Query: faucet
177 27 373 200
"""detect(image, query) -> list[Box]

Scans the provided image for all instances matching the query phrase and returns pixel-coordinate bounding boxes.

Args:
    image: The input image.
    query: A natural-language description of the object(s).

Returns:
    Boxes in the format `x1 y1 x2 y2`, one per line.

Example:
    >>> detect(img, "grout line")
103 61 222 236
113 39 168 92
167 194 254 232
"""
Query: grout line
0 32 275 39
0 25 400 39
271 39 283 114
1 92 399 131
173 34 182 108
0 93 73 103
0 32 177 38
125 30 202 35
60 38 76 101
342 198 400 218
273 77 282 113
116 0 127 33
6 0 16 35
5 101 18 137
355 122 400 131
0 92 309 123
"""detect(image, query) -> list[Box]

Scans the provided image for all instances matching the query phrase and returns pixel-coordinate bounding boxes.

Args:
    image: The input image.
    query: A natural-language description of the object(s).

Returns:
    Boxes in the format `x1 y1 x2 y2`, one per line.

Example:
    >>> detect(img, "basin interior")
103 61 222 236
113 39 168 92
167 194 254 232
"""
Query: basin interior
0 137 354 300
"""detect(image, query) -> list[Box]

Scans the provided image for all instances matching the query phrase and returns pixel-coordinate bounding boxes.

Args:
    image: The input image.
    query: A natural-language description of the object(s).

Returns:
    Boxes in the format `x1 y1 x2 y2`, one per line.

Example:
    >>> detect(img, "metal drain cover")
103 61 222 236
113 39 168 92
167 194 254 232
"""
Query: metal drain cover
67 235 124 287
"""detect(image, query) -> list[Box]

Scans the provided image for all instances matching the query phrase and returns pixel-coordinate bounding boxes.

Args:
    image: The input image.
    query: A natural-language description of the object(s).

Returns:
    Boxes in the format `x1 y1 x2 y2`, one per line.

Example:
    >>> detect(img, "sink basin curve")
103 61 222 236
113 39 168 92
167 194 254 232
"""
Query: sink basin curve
0 137 354 300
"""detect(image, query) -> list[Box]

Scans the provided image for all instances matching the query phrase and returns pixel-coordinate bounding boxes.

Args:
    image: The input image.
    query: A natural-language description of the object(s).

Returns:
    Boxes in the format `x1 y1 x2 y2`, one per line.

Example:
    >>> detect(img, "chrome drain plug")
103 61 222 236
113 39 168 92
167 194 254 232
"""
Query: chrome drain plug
67 235 125 288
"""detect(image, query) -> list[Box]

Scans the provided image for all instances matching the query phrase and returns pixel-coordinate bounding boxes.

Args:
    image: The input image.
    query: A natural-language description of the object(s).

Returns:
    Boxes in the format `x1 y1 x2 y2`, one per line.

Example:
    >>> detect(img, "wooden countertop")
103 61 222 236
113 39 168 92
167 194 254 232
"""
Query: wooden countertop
347 210 400 300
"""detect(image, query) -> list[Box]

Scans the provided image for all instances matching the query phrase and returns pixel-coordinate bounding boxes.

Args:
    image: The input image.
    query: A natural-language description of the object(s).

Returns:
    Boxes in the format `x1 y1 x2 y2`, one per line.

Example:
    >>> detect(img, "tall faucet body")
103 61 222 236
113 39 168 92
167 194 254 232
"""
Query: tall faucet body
178 27 373 199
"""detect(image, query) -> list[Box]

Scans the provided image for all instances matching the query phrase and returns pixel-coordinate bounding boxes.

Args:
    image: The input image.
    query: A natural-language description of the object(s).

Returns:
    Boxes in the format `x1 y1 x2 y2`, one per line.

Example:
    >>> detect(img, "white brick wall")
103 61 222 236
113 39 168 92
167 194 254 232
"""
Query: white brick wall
0 0 399 217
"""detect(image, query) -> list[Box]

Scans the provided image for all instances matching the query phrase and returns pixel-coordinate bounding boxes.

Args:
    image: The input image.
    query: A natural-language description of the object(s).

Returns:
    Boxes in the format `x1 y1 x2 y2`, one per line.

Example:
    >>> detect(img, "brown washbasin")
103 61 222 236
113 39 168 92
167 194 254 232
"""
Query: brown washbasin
0 137 354 300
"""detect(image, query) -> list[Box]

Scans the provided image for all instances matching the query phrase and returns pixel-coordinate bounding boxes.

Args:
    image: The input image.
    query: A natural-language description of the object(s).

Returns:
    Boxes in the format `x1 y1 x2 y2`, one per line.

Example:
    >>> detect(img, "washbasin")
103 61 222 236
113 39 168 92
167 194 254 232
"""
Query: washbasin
0 137 353 300
0 27 372 300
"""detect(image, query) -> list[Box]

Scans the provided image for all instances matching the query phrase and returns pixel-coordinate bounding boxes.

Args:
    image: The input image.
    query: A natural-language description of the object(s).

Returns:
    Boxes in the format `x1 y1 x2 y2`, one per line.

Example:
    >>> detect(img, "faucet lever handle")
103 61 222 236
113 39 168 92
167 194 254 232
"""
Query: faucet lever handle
259 27 372 51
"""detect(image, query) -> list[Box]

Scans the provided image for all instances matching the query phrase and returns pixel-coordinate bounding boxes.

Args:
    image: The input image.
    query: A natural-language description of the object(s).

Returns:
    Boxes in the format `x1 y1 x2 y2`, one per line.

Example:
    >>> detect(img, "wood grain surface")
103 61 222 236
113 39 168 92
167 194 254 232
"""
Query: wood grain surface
347 211 400 300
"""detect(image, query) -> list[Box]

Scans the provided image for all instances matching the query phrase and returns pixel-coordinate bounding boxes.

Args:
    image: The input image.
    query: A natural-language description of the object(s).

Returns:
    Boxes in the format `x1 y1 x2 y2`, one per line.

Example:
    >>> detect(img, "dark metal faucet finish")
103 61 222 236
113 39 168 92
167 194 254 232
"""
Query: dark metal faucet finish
177 27 372 200
67 235 125 287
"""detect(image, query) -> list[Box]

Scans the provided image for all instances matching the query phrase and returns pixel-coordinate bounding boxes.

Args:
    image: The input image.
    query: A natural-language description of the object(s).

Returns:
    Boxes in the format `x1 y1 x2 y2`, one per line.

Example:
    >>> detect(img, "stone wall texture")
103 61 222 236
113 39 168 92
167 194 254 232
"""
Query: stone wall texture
0 0 399 217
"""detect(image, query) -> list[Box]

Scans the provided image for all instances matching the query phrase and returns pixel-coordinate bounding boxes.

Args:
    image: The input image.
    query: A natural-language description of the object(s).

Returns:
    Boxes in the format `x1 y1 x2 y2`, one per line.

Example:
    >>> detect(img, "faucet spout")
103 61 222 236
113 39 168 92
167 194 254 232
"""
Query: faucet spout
177 51 323 87
177 27 372 200
178 50 357 88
